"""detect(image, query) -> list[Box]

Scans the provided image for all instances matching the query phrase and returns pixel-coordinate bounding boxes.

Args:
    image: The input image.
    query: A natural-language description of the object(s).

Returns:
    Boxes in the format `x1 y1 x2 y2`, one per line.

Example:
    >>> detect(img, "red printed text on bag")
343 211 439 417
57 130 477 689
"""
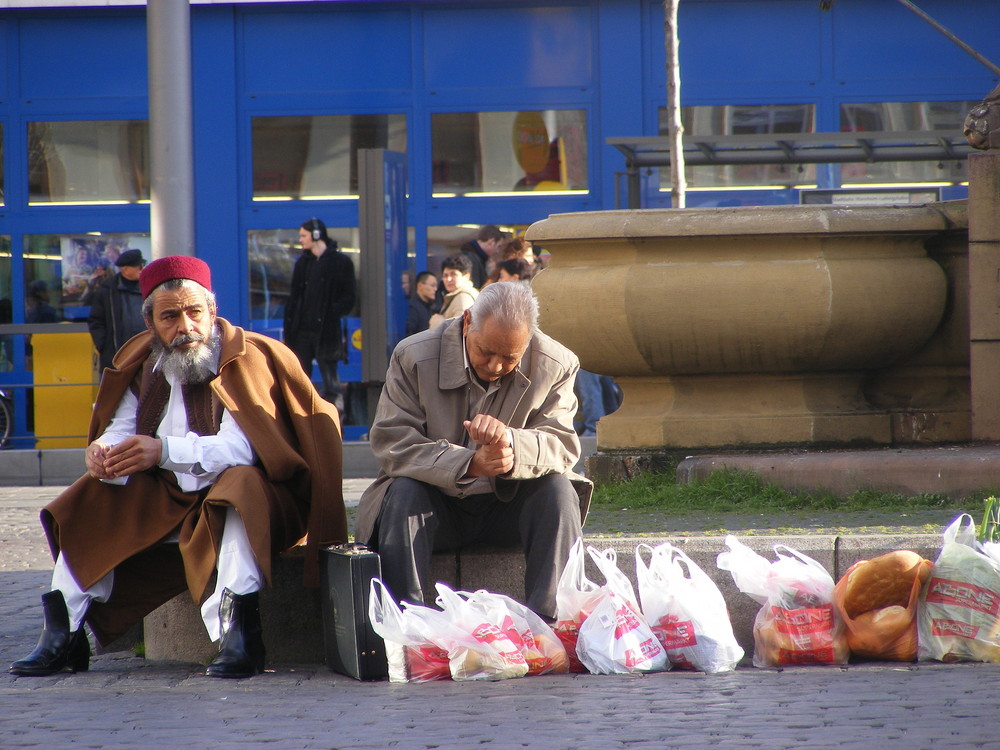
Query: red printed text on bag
496 615 526 651
554 621 586 673
471 622 527 665
930 617 980 640
777 647 835 665
925 577 1000 617
624 637 663 669
613 604 643 639
771 604 834 635
652 614 698 649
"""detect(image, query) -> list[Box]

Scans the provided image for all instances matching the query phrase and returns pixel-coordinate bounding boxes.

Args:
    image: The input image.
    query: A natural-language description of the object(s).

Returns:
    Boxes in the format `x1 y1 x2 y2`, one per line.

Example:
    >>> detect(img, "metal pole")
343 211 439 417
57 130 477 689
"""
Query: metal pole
147 0 195 258
894 0 1000 78
358 149 388 428
663 0 686 208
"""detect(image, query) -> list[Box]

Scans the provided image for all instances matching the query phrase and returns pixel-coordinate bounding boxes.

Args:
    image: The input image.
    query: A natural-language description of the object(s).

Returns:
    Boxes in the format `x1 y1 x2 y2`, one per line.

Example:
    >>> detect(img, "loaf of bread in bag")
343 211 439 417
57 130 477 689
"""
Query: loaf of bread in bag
840 550 932 618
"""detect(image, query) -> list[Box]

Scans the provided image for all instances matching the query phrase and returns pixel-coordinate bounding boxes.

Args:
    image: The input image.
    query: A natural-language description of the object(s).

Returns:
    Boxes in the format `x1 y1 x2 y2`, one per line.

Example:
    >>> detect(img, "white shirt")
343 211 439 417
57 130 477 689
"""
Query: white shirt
97 363 256 492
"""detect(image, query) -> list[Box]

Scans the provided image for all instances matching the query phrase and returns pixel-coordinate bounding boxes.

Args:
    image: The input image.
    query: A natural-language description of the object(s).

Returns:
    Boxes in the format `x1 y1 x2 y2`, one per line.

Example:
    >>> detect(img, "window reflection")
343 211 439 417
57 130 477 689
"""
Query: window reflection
431 110 588 196
28 121 149 205
24 233 151 322
659 104 817 189
247 227 362 338
425 224 542 282
839 101 972 186
251 114 407 200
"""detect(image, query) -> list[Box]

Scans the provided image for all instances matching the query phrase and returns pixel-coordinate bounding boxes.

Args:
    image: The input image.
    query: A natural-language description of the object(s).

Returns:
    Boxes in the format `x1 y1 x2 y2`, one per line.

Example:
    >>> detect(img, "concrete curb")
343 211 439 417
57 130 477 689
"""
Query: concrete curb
145 531 940 667
677 445 1000 499
0 437 598 486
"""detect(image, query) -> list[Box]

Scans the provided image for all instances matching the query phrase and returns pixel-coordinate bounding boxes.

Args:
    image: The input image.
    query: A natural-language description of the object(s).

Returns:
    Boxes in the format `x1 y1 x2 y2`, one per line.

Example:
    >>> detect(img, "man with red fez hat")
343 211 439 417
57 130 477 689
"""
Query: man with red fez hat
10 255 346 679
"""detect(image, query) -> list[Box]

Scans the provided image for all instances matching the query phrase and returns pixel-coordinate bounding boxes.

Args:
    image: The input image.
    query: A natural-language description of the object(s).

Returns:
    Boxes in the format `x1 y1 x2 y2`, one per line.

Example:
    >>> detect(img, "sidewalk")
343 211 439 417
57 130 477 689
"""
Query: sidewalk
4 482 1000 749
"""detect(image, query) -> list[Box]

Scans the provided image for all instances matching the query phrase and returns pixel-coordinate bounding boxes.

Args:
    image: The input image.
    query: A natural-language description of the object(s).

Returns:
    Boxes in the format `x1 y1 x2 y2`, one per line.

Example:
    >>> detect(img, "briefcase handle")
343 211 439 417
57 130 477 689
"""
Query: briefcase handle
325 542 373 555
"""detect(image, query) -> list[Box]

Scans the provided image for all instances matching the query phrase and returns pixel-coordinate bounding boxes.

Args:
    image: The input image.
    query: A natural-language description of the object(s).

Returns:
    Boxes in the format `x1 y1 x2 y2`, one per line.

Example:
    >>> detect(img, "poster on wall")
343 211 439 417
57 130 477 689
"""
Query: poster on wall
59 234 152 311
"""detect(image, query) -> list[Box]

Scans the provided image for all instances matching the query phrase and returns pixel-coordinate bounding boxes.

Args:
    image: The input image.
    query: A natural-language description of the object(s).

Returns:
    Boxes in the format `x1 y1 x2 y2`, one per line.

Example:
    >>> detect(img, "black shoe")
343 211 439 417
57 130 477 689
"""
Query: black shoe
9 591 91 677
205 588 265 679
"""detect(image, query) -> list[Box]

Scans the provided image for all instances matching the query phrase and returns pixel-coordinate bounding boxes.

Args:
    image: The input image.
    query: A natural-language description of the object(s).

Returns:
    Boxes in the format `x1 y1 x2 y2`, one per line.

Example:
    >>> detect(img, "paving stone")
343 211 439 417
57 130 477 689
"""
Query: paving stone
3 485 1000 749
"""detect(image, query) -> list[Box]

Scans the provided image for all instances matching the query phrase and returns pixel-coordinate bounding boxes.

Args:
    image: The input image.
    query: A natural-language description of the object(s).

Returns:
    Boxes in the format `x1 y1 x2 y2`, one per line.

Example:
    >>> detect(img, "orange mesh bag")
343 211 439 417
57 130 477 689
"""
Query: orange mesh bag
833 550 932 661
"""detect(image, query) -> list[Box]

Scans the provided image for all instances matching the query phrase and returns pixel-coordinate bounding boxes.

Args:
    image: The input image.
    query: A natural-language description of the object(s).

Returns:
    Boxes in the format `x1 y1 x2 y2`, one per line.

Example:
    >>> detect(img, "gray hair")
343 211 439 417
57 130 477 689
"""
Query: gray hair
468 281 538 334
142 278 217 324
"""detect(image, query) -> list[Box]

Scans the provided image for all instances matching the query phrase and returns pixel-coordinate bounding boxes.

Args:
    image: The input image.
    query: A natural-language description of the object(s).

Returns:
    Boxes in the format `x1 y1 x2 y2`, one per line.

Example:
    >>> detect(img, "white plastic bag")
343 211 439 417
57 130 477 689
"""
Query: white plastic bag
575 545 668 674
433 583 529 680
368 578 451 683
553 537 604 672
717 536 847 668
636 542 743 673
463 590 569 675
918 514 1000 663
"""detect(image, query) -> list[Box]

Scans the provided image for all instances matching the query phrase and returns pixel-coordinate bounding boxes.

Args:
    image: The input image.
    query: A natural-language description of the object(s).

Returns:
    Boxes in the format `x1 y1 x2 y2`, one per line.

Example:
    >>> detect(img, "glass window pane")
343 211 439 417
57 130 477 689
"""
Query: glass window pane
24 233 151 322
659 104 817 189
431 110 588 196
251 114 407 200
28 121 149 205
247 226 362 338
0 123 5 207
839 101 972 186
425 224 544 282
0 237 12 372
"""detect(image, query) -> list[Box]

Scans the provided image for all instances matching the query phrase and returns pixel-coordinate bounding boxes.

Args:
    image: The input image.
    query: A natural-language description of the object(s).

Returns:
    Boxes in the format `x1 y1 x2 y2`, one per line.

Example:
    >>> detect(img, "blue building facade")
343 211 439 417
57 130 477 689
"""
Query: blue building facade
0 0 997 444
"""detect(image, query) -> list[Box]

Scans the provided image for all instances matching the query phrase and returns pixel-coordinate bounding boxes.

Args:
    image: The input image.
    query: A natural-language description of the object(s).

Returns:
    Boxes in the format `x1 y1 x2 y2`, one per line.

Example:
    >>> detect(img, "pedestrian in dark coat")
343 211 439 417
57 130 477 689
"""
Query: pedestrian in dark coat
283 218 357 411
87 249 146 373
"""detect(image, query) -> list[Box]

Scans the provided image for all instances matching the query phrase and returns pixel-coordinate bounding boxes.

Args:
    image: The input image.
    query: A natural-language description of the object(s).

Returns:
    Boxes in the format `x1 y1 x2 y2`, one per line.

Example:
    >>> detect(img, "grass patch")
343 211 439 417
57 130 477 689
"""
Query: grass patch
592 468 987 514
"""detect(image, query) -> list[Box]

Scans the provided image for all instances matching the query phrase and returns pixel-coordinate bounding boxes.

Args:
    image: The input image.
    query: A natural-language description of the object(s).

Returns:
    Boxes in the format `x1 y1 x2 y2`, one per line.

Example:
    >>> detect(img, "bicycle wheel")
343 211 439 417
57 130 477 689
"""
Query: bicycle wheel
0 397 10 448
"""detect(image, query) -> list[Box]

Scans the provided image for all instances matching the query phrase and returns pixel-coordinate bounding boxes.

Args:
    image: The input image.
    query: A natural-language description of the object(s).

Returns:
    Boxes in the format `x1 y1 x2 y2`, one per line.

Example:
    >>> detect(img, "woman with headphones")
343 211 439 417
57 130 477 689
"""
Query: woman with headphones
283 218 357 413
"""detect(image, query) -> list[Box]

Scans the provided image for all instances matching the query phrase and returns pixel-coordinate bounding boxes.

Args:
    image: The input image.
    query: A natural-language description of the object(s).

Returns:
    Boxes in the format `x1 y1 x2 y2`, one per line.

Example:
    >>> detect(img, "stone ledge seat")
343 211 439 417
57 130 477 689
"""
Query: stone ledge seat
144 533 941 667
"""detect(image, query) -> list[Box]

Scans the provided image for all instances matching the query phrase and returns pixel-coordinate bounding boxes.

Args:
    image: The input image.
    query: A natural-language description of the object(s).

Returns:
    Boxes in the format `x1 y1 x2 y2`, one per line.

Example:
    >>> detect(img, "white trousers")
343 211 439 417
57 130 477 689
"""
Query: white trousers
51 506 262 642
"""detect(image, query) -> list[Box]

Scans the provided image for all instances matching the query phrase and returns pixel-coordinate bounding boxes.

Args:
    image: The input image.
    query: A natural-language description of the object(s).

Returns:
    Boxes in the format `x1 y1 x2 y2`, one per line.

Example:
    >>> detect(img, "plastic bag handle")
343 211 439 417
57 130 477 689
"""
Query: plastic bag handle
716 535 776 604
666 547 698 582
369 577 406 638
943 513 978 548
773 544 830 575
638 542 695 584
561 537 600 594
369 577 389 621
635 543 656 574
434 582 470 612
587 545 633 597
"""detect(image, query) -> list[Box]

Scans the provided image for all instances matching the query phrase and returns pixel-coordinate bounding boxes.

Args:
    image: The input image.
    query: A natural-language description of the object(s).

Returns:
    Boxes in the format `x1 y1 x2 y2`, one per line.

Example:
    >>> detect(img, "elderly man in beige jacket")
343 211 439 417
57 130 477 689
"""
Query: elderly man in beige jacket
355 282 592 619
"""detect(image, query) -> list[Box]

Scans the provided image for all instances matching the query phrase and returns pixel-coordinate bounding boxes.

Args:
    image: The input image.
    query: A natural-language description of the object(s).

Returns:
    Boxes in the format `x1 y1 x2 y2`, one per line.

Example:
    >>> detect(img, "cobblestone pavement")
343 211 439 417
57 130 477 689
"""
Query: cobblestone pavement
2 485 999 750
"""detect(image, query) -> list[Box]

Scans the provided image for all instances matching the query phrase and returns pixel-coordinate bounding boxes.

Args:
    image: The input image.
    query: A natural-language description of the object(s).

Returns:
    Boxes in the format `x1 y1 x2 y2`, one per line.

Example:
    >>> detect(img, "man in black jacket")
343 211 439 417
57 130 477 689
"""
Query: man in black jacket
458 225 505 290
87 249 146 374
283 218 356 412
405 271 439 336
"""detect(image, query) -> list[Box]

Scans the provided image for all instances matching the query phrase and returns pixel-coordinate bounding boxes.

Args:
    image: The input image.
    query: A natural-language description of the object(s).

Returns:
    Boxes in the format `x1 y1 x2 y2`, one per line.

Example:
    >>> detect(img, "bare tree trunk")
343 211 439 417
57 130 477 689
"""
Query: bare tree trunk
664 0 686 208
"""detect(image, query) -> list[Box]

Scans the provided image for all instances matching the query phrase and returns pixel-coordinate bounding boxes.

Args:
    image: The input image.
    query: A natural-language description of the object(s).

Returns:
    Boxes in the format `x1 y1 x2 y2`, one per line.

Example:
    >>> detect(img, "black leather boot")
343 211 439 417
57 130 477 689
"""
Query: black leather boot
9 590 90 676
205 588 265 678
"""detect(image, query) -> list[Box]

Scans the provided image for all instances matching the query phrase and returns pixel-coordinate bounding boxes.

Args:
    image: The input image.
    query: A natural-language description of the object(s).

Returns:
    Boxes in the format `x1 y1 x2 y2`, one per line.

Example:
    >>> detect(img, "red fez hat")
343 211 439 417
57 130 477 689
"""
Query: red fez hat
139 256 212 299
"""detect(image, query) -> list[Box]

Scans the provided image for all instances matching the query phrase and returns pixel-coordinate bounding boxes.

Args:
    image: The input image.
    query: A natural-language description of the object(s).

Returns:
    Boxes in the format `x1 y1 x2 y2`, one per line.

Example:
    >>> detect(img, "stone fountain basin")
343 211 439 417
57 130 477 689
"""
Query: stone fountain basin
527 203 963 450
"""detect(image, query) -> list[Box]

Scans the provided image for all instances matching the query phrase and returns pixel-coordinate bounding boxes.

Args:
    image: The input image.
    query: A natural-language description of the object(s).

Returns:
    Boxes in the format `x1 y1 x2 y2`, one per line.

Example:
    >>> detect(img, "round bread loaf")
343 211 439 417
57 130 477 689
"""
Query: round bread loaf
840 550 932 618
846 605 916 659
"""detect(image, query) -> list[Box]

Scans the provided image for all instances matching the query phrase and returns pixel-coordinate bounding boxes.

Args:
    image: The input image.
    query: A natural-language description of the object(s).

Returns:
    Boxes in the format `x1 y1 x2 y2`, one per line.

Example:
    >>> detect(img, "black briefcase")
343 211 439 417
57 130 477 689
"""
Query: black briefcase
319 543 388 681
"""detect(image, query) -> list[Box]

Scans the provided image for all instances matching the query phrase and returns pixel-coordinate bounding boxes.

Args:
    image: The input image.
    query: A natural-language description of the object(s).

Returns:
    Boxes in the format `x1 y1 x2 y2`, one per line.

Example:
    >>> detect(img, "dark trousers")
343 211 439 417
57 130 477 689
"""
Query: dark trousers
371 474 582 619
289 331 341 405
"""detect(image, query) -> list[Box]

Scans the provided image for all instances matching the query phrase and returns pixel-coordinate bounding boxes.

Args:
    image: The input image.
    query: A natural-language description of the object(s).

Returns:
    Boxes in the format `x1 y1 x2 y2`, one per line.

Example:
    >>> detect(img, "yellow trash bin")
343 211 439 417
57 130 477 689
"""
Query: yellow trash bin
32 331 99 448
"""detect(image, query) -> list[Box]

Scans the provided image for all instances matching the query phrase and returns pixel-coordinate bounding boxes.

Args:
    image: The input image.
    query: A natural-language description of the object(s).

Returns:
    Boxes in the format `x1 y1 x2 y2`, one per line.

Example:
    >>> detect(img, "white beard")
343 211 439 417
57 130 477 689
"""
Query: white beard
151 326 222 385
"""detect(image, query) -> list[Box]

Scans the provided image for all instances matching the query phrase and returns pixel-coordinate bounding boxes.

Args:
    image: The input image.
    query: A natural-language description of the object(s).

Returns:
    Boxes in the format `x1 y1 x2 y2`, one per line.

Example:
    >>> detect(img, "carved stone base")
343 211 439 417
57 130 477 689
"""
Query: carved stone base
597 373 892 451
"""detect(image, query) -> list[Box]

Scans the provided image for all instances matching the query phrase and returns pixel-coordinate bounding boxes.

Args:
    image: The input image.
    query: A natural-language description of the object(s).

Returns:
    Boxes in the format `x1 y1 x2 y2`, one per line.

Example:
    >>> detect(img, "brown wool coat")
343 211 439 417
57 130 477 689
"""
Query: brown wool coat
41 318 346 645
